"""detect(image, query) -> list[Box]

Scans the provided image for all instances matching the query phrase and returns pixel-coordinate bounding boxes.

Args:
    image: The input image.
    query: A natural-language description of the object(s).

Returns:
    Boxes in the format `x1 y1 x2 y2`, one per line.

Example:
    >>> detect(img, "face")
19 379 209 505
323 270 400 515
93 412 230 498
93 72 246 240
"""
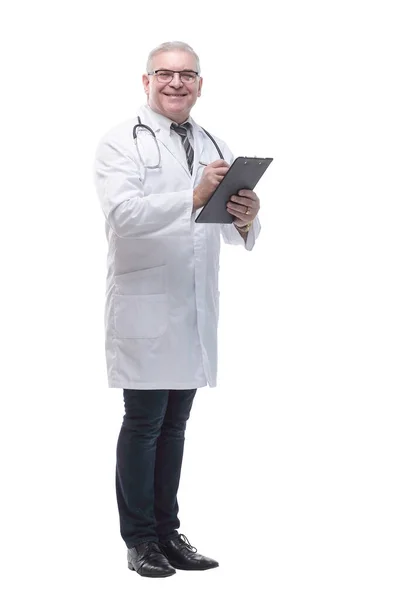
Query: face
143 50 203 123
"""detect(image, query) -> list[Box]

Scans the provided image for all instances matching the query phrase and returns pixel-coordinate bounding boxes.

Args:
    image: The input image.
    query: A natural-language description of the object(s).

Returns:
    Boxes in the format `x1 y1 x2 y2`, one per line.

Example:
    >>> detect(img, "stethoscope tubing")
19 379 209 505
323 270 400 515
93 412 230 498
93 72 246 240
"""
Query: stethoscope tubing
132 116 224 168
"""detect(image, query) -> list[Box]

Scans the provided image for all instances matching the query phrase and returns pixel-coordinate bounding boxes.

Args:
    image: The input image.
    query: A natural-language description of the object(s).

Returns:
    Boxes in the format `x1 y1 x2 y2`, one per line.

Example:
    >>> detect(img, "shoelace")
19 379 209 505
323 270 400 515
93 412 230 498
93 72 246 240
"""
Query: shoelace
135 542 166 572
177 533 197 553
138 541 164 557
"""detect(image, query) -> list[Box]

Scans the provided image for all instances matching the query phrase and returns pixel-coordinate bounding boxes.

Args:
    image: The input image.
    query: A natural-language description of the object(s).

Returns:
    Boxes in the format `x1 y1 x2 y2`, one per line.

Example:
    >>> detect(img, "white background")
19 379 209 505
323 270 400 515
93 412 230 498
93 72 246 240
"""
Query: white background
1 0 399 598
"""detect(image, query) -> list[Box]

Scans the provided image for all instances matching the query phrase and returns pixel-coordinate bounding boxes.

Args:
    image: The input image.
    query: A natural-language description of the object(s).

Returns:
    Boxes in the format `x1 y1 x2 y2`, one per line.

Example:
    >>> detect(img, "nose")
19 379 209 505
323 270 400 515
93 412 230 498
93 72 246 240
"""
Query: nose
169 73 184 88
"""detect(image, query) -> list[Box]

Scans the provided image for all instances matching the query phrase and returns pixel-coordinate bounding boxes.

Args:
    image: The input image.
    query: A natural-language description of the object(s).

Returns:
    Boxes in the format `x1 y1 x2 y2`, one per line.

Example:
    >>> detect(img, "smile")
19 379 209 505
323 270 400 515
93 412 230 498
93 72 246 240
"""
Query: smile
163 93 188 97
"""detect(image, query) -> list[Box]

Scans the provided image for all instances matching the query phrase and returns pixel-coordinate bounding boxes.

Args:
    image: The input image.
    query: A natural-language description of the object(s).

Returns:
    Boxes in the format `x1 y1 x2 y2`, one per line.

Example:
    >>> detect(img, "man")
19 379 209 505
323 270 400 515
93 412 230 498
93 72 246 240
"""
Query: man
94 41 261 578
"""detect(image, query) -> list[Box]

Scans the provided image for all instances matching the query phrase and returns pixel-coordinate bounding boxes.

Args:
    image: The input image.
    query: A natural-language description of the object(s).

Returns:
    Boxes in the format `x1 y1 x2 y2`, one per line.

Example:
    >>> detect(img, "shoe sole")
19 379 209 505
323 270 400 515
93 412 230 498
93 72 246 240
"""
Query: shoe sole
128 563 176 577
168 561 219 571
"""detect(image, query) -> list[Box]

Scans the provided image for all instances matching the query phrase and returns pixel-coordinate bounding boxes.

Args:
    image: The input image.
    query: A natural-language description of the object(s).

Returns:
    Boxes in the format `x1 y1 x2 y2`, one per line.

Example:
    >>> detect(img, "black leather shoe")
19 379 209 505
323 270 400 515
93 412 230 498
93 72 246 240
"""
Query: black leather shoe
127 541 176 577
159 534 219 571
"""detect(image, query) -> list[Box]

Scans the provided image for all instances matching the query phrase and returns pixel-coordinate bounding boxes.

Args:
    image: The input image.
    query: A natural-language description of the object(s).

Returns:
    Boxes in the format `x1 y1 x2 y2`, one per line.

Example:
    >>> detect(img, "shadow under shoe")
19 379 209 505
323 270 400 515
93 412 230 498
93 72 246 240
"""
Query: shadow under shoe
127 541 176 578
159 534 219 571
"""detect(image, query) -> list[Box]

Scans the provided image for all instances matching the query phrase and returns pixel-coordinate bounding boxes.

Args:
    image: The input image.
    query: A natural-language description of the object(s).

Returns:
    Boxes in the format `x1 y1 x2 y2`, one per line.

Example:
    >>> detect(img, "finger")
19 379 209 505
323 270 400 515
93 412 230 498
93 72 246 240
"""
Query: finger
230 196 254 210
210 167 230 175
227 199 250 212
238 189 257 201
227 204 251 219
229 195 252 207
209 160 231 168
214 175 224 183
229 213 249 227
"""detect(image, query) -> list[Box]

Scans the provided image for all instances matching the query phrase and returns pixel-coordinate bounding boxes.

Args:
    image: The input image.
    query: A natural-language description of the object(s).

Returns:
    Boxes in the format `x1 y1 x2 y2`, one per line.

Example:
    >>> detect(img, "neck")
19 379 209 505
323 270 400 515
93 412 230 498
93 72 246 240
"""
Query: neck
147 103 190 124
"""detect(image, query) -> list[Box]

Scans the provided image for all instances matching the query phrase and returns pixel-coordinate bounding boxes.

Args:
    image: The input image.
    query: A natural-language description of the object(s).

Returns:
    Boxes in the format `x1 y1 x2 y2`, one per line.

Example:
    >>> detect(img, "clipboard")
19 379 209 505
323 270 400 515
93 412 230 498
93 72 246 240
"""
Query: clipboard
195 156 273 224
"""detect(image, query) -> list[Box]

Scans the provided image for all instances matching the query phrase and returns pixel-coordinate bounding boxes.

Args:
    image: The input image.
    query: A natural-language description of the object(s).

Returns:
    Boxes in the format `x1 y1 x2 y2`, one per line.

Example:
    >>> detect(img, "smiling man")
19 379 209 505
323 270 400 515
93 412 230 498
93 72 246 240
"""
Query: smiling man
144 52 202 122
94 41 261 578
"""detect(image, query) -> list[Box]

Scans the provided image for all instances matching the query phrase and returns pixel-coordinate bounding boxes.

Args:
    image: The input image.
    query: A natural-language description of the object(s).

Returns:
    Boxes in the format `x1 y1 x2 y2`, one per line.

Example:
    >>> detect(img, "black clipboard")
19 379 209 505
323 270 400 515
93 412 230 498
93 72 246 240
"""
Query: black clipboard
195 156 273 224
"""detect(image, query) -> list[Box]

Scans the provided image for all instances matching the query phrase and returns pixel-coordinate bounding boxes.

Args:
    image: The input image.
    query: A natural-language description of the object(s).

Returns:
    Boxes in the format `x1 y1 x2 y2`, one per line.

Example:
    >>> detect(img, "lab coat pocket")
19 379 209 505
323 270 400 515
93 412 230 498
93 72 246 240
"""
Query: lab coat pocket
114 293 168 339
114 265 166 295
113 265 167 338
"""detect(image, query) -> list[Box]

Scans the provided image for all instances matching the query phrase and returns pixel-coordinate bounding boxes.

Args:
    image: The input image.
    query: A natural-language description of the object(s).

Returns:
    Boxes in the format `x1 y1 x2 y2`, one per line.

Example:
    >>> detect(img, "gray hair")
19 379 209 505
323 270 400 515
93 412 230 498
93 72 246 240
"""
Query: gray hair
146 41 201 74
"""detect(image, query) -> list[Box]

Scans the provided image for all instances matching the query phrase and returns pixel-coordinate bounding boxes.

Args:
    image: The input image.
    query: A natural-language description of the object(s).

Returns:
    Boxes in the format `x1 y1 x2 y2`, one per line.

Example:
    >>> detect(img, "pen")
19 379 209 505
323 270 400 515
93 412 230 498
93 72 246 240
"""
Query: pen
199 162 208 166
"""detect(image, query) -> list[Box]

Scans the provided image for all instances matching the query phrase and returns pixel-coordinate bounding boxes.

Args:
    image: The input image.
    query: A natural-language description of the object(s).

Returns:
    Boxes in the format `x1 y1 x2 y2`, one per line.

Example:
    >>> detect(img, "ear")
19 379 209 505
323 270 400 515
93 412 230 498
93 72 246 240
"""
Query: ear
197 76 203 98
142 74 150 96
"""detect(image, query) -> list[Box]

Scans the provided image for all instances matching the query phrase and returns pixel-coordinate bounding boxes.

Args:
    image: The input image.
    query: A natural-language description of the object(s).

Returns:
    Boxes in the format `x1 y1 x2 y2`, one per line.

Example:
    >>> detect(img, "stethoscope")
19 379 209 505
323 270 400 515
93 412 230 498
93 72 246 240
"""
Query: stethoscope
132 116 224 169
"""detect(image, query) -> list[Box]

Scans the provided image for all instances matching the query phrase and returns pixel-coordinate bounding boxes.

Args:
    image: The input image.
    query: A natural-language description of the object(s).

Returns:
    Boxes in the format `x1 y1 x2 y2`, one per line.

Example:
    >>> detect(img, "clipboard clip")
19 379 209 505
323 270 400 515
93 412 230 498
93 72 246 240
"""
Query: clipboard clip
243 157 267 165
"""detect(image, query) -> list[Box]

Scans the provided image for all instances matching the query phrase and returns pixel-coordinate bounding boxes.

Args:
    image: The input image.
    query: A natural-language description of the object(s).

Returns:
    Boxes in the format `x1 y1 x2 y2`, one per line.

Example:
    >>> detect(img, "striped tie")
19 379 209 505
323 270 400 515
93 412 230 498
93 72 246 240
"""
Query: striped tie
171 122 194 174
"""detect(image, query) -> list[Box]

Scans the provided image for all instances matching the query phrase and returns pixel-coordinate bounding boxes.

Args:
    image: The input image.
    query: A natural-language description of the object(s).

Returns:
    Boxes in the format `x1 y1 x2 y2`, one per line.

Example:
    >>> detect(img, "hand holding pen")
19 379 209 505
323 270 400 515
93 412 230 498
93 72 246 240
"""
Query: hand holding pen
193 159 230 211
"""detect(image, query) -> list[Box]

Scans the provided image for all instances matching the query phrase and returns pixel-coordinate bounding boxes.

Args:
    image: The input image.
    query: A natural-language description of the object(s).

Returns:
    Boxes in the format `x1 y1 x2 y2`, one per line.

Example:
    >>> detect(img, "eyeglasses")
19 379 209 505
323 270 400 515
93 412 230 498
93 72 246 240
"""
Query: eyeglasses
148 69 199 84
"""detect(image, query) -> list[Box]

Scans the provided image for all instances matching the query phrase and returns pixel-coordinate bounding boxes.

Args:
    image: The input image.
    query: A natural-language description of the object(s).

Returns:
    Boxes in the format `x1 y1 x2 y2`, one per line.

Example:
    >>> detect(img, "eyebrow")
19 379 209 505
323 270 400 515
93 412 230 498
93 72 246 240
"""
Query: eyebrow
154 68 197 72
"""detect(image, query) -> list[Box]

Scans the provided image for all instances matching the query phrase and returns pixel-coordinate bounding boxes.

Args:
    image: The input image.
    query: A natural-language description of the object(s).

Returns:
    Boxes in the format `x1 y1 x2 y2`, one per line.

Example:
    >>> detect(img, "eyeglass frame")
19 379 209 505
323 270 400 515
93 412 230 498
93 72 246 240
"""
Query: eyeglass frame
147 69 200 83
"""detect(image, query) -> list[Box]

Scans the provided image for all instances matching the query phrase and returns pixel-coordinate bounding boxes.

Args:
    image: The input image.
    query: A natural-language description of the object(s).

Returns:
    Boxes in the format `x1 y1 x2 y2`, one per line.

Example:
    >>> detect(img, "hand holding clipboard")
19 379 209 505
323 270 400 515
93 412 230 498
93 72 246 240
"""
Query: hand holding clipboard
195 157 273 224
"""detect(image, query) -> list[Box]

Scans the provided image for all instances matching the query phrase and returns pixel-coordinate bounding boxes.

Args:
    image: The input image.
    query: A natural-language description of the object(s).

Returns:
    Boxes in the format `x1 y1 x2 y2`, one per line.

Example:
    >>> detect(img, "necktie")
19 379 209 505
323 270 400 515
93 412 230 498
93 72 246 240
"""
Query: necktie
171 122 194 174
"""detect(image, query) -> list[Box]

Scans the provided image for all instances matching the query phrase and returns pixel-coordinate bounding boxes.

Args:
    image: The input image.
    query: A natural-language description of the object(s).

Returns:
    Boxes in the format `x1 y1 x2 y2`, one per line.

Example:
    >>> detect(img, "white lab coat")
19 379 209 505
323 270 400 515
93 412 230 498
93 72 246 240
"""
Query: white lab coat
94 104 261 389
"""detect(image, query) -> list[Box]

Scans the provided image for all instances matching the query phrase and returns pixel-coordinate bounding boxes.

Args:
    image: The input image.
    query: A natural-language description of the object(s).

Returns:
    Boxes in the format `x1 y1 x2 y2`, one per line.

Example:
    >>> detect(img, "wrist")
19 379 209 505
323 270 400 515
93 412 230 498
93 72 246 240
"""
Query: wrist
193 190 200 211
235 221 253 233
193 188 205 211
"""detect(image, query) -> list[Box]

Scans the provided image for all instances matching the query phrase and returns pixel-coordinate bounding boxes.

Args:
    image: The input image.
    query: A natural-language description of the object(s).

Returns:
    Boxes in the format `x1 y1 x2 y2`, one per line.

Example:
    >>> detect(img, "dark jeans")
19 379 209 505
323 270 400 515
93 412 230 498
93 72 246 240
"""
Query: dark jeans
116 388 196 548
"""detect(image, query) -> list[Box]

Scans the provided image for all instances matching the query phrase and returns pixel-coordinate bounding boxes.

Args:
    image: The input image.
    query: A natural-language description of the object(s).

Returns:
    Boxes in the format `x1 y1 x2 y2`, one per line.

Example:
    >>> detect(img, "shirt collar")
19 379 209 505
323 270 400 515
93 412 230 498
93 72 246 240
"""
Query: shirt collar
142 104 193 134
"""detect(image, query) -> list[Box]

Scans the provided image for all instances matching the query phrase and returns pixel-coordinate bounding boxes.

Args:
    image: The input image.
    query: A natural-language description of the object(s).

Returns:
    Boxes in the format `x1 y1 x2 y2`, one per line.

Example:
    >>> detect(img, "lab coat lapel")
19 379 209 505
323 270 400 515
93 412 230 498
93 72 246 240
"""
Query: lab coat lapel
191 121 205 183
158 127 193 177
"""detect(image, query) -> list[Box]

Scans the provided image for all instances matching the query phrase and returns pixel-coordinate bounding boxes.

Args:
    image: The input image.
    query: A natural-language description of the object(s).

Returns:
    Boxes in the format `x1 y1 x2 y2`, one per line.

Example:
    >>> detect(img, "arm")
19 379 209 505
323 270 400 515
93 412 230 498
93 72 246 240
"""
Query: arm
94 137 193 238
